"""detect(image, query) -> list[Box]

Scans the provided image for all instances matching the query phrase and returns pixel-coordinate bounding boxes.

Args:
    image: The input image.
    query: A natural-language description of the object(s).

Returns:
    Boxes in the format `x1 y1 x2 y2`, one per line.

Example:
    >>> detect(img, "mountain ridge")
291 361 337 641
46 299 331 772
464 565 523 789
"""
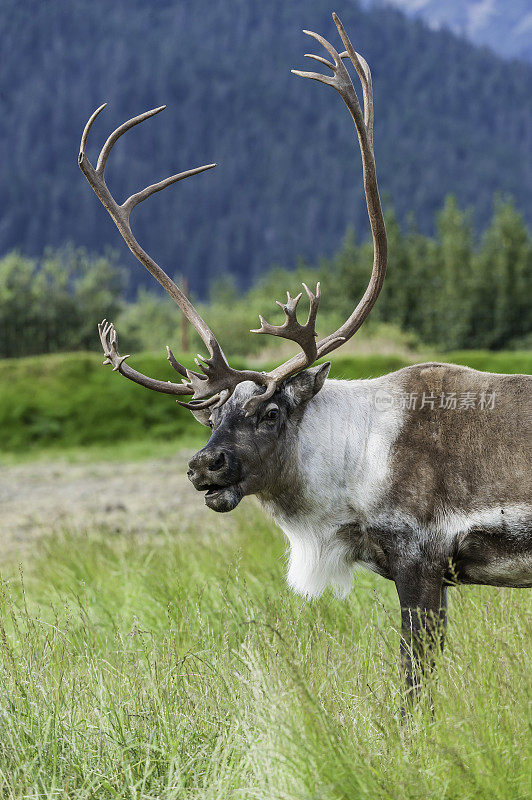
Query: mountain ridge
362 1 532 62
1 0 531 294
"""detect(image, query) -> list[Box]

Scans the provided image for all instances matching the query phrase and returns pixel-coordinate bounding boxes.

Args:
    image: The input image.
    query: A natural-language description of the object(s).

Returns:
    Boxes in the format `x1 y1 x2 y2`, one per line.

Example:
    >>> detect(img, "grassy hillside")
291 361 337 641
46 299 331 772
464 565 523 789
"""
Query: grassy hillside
0 505 529 797
0 349 529 454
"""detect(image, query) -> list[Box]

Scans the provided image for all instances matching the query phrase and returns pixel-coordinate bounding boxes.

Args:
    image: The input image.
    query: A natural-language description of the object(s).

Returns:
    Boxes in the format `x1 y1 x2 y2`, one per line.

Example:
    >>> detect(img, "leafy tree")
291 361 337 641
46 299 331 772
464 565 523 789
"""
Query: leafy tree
0 194 530 359
0 253 40 358
433 196 474 349
0 249 125 357
470 199 532 349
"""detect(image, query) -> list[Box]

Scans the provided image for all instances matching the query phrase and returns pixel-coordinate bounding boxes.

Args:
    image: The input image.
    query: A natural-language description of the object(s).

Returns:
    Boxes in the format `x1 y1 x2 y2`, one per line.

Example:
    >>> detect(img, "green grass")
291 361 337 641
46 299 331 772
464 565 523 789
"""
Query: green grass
0 505 530 798
443 350 532 375
0 349 530 456
0 351 207 455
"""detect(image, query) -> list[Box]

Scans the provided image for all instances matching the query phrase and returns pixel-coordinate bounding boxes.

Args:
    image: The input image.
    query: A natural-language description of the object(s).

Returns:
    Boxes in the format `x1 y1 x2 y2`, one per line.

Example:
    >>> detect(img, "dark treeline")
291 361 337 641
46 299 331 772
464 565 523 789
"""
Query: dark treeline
336 197 532 351
2 0 532 296
1 196 530 359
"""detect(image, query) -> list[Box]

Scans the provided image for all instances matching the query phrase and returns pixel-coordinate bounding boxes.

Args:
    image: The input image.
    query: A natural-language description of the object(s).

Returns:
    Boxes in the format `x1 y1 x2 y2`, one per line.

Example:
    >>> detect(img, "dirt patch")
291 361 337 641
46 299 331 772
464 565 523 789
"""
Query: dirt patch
0 452 231 558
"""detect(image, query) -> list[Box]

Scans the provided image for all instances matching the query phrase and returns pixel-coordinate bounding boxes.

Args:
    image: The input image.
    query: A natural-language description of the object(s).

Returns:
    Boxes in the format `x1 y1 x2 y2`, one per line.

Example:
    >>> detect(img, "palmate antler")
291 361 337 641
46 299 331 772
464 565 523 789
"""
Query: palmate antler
251 282 321 364
79 13 386 416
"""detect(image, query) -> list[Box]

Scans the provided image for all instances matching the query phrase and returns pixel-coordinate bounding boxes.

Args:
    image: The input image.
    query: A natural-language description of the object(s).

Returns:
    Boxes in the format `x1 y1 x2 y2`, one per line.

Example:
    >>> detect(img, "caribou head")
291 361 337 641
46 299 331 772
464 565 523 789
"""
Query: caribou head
186 365 331 511
79 14 386 511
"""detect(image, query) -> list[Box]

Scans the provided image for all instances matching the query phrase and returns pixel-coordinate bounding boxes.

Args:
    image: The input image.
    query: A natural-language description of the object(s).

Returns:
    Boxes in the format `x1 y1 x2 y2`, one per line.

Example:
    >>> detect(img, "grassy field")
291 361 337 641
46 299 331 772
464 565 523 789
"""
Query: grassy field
0 347 530 797
0 502 530 798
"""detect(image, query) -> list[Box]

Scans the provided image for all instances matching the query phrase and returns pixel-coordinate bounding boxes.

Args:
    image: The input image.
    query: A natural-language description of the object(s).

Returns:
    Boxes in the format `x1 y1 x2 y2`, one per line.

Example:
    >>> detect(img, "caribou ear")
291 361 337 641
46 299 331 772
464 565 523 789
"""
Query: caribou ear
285 362 331 407
190 407 212 427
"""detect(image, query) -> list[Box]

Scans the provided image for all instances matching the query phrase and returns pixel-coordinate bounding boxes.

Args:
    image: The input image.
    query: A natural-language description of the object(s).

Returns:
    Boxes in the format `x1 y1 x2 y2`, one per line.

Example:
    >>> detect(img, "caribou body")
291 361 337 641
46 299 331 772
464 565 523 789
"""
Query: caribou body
187 363 531 687
79 13 531 692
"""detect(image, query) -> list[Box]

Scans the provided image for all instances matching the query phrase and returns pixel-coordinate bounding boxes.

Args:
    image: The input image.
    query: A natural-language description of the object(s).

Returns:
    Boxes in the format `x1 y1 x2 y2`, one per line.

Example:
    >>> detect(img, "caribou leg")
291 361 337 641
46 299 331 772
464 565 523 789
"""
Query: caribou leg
394 564 447 703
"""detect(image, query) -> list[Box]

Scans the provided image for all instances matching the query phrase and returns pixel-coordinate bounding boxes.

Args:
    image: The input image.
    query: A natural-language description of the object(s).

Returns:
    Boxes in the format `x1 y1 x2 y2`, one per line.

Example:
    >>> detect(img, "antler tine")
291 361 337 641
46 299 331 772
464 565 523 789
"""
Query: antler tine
291 69 335 88
304 53 336 72
123 163 216 216
334 12 374 148
166 346 189 379
96 105 166 176
302 281 321 328
80 103 107 157
98 319 193 396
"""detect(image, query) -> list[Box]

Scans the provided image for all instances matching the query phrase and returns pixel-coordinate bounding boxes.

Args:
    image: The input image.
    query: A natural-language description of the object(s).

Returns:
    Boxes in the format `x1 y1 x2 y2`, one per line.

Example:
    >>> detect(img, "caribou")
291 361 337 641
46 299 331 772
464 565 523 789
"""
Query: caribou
79 13 531 694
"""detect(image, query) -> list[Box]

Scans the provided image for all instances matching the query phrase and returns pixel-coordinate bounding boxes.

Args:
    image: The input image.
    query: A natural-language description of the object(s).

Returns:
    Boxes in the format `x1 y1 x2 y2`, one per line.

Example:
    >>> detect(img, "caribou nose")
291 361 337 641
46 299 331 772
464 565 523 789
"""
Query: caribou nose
207 450 226 471
187 447 227 480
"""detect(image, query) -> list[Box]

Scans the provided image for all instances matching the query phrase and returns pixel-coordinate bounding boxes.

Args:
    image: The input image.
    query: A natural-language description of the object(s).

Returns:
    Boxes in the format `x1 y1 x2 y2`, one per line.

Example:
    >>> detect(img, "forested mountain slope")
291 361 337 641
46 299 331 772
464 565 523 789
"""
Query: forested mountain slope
362 1 532 62
2 0 531 293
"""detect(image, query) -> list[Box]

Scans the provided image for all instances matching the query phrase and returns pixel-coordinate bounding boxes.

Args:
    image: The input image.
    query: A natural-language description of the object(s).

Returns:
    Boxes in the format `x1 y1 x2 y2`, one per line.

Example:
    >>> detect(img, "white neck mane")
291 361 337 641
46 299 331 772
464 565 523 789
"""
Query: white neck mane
260 377 403 598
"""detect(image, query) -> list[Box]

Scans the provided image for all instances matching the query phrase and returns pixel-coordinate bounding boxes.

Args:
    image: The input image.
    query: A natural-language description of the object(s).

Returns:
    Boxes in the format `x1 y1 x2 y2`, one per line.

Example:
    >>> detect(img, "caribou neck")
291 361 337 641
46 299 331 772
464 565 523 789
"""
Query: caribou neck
259 378 396 527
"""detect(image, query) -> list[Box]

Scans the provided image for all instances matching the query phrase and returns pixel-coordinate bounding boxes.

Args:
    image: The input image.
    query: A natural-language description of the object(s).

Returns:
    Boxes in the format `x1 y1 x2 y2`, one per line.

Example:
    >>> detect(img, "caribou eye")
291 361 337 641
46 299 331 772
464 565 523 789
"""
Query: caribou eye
262 405 279 423
208 419 213 429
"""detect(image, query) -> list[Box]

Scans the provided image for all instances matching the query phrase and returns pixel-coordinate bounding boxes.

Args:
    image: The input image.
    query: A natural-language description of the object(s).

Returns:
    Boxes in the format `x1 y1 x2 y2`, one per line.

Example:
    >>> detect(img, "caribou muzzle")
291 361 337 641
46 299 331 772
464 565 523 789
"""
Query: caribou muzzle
188 442 244 512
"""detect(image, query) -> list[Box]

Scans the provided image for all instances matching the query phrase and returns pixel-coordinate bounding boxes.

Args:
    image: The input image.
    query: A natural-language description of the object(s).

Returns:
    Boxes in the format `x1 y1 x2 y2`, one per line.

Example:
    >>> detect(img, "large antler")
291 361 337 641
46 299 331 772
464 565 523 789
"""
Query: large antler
79 104 276 410
80 13 386 417
253 12 387 386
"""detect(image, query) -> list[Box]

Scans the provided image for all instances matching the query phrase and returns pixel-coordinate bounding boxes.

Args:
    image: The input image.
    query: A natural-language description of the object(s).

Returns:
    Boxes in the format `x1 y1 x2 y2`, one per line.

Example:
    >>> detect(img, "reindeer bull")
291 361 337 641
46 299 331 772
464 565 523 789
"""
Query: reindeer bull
79 14 531 694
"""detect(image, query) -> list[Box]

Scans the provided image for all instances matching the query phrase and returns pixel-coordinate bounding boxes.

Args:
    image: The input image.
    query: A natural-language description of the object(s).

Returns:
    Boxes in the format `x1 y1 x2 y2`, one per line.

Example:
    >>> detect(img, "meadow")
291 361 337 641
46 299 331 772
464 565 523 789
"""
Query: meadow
0 349 530 798
0 504 530 798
